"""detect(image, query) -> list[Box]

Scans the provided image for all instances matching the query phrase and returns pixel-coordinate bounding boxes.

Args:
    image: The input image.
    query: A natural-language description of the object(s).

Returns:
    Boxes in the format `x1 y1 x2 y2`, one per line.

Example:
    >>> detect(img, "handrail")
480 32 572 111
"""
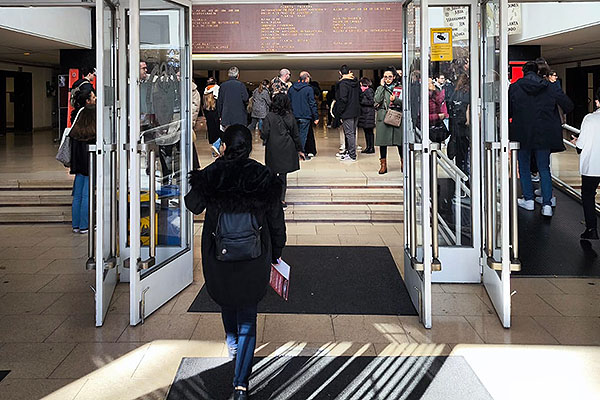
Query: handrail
562 123 580 135
436 149 469 182
437 156 471 197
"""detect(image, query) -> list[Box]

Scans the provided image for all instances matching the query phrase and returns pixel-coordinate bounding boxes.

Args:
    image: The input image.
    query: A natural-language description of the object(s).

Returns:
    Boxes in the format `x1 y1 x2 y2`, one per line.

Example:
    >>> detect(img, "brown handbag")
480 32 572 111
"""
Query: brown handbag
384 108 403 127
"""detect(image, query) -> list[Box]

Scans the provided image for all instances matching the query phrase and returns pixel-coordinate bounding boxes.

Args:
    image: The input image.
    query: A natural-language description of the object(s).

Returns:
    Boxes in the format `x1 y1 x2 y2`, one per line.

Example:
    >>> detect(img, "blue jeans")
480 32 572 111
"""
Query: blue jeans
248 117 263 131
296 118 311 152
518 149 552 205
72 174 89 230
221 304 258 389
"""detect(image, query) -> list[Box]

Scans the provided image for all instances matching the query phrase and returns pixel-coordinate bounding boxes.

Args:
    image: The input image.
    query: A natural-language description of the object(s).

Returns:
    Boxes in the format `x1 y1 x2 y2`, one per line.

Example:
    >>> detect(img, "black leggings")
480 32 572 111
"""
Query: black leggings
582 175 600 230
278 173 287 202
380 145 402 159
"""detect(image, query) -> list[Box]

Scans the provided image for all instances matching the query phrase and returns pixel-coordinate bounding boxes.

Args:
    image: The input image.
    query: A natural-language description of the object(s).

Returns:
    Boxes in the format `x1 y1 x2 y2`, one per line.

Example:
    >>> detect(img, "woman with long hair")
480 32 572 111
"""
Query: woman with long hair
374 66 403 173
69 88 96 234
358 77 376 154
261 93 305 208
248 79 271 132
447 74 471 174
184 125 286 400
203 77 220 144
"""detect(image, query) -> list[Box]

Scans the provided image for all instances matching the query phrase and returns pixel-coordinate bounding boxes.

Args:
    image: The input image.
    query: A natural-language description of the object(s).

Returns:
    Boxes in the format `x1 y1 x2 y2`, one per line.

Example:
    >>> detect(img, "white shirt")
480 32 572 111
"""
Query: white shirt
576 109 600 177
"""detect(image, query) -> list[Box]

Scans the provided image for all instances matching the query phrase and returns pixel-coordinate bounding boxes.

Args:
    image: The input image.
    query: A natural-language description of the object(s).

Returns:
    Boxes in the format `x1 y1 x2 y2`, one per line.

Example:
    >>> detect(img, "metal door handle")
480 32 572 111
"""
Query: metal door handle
138 143 158 270
86 145 97 271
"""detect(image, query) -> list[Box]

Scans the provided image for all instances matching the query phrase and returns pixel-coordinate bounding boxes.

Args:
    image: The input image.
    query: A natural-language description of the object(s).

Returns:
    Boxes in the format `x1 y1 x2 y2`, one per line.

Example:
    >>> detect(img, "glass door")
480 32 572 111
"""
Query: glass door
481 0 519 328
403 0 433 329
95 0 119 327
427 0 482 283
128 0 193 325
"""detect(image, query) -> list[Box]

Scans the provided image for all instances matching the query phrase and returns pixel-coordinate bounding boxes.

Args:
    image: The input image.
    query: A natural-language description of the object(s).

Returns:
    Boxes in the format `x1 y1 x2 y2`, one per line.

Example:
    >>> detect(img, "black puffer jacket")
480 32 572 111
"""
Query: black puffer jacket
509 71 574 151
358 87 375 129
184 158 286 307
335 76 361 119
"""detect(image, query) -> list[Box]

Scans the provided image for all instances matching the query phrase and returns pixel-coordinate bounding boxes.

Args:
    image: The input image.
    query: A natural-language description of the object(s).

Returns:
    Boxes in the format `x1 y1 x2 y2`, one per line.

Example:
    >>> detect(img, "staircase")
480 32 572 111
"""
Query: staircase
0 179 73 223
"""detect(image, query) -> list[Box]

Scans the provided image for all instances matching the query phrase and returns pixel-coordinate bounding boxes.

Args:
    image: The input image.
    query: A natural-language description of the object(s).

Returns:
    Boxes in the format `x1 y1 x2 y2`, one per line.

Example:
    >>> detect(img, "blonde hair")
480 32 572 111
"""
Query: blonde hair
203 92 216 111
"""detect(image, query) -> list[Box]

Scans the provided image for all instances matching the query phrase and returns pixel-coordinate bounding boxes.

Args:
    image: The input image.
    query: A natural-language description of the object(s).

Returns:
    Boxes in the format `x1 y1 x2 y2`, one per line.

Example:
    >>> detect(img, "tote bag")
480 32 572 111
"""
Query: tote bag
56 107 84 167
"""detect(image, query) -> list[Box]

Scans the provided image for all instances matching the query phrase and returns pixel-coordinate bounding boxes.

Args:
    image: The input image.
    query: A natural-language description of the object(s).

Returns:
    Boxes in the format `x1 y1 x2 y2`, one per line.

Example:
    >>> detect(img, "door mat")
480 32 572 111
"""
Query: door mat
166 355 492 400
188 246 417 316
516 188 600 277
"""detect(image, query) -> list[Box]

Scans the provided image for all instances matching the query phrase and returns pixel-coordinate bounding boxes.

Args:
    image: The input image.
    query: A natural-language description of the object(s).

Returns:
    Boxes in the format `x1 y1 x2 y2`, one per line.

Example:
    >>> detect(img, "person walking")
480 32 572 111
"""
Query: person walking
184 125 286 400
191 79 201 169
288 71 319 156
271 68 291 97
261 93 305 208
358 77 375 154
214 67 248 156
69 89 96 234
509 61 574 217
335 64 361 162
248 79 271 132
374 67 403 173
203 77 220 145
574 88 600 240
447 74 470 175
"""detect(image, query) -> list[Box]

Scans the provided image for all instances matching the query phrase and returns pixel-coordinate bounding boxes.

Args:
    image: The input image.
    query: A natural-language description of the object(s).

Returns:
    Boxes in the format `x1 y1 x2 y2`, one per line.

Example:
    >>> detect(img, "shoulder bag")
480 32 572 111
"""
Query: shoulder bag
56 107 84 167
382 86 403 128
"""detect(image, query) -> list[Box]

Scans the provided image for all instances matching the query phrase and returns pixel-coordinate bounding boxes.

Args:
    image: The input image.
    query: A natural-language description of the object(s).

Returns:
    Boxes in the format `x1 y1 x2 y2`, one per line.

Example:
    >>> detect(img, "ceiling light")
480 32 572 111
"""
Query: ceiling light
23 52 31 56
569 47 574 50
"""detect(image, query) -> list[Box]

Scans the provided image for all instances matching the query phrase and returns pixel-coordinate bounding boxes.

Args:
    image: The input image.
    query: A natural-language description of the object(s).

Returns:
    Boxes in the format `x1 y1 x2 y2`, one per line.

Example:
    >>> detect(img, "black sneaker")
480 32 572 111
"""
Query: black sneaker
580 228 599 240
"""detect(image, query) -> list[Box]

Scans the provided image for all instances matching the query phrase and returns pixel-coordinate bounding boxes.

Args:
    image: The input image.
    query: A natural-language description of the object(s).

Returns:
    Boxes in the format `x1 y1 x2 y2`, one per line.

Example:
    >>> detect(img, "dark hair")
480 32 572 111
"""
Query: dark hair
207 77 216 85
522 61 538 75
81 67 95 77
222 124 252 160
258 79 269 93
359 77 372 87
385 66 400 83
69 104 96 141
455 74 469 92
70 87 94 124
271 93 291 116
535 57 550 78
339 64 350 75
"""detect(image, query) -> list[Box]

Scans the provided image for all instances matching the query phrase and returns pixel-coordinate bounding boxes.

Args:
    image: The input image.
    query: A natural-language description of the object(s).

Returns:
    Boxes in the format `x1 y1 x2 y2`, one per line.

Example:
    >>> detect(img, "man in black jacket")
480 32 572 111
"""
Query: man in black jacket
335 64 361 162
509 61 574 217
217 66 249 129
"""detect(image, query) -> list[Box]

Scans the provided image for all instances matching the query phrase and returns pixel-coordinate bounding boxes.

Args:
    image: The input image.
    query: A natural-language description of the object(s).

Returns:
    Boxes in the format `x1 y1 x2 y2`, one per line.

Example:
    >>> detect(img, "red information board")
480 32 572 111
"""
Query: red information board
192 2 402 54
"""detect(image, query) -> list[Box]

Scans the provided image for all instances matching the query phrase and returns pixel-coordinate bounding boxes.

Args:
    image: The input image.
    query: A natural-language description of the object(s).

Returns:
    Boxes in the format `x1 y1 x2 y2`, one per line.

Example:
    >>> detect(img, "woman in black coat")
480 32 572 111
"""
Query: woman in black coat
261 93 305 207
358 77 376 153
184 125 286 400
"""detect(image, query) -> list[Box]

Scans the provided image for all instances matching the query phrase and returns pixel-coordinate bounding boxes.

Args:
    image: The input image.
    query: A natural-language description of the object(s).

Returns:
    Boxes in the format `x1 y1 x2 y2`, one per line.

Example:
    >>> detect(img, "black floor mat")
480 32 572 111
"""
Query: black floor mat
0 371 9 383
188 246 417 315
516 188 600 277
166 356 492 400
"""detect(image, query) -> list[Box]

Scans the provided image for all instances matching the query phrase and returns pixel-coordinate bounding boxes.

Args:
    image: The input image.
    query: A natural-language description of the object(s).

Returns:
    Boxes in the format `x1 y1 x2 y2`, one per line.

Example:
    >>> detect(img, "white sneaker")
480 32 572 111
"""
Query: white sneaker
340 154 357 162
517 198 534 211
535 196 556 207
357 145 363 151
307 153 314 158
541 205 553 217
531 174 540 182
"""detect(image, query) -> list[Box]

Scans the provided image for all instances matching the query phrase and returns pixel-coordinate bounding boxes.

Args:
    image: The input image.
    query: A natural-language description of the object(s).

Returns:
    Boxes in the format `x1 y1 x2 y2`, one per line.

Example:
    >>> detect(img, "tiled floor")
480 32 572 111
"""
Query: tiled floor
1 129 599 399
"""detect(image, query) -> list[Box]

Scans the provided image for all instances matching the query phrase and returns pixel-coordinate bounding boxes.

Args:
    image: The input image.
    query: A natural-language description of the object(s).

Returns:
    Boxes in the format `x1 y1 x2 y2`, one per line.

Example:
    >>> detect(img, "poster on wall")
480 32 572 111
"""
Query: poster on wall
430 28 453 61
443 7 468 41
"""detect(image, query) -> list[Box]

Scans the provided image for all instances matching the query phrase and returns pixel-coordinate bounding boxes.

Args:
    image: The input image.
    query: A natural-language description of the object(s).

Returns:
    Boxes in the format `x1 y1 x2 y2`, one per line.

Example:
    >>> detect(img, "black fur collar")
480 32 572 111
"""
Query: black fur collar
189 158 282 213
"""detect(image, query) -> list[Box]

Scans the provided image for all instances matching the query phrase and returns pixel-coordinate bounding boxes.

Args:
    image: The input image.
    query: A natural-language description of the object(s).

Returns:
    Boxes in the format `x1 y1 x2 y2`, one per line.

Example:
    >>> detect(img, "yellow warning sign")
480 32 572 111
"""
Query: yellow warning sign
430 28 453 61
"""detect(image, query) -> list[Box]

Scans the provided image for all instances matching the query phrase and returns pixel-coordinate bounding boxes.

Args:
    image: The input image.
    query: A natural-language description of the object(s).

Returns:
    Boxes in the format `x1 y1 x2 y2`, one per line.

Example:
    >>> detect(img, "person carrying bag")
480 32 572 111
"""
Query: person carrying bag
56 106 85 167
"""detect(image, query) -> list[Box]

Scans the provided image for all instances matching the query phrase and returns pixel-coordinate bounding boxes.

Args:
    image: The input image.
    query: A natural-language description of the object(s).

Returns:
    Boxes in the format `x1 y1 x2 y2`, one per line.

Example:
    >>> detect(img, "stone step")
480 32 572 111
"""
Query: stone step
0 179 73 190
0 206 72 223
285 187 403 203
0 190 72 206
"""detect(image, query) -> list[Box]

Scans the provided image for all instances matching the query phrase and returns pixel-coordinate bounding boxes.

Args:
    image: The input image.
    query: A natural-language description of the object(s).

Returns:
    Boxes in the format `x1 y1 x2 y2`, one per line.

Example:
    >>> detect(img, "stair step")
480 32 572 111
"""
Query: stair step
0 190 72 206
0 179 73 190
0 206 72 223
285 188 403 203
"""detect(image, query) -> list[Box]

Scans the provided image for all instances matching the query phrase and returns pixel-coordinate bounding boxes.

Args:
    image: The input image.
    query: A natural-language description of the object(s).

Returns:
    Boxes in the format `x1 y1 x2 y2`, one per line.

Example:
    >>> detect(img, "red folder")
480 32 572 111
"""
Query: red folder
269 259 290 301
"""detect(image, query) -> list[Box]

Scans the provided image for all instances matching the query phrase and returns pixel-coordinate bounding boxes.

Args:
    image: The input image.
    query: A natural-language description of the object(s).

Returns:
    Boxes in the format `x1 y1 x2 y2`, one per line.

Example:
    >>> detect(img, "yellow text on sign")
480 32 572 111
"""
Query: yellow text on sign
430 27 453 61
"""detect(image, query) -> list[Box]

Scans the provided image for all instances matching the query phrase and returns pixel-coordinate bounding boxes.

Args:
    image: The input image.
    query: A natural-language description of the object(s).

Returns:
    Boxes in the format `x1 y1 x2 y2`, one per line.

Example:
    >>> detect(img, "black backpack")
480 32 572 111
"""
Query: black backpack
213 212 262 262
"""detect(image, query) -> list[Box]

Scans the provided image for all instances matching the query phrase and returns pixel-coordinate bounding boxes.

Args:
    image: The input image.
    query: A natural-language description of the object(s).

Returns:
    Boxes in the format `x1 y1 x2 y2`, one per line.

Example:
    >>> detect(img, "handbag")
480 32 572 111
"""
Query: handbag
247 96 254 114
429 121 450 143
56 107 84 167
382 86 403 127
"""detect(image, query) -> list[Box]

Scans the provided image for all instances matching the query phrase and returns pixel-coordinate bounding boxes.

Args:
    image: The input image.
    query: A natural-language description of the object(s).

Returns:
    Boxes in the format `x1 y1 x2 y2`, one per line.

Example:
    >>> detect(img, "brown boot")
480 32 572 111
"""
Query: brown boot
378 158 388 174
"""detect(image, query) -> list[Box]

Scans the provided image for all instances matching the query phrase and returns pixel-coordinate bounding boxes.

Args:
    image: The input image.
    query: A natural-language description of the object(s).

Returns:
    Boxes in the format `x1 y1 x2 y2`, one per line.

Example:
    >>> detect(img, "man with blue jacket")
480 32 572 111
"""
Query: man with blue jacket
288 71 319 156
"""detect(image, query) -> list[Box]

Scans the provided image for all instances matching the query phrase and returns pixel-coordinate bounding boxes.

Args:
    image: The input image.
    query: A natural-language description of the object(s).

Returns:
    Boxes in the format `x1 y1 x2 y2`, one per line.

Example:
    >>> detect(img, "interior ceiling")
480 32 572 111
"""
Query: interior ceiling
518 24 600 65
192 53 402 71
0 27 83 66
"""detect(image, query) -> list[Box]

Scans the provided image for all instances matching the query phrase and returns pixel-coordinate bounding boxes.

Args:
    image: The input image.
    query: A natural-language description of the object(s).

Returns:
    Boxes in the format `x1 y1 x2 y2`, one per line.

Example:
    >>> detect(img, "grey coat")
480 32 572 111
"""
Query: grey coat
251 88 271 119
374 84 403 146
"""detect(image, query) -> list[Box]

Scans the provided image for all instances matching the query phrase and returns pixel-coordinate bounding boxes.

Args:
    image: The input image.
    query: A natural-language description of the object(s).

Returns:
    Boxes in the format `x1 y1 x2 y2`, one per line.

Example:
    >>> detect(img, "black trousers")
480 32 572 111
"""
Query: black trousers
380 145 402 159
363 127 374 149
278 173 287 202
582 175 600 230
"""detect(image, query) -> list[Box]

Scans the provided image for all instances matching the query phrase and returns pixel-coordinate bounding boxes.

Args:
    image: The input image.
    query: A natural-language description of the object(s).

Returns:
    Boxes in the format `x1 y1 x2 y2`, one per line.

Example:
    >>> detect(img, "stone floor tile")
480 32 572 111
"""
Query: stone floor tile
538 293 600 317
295 234 340 245
36 235 87 248
533 316 600 345
510 277 566 294
0 378 84 400
331 314 408 344
0 246 53 260
42 293 95 315
0 342 75 378
253 341 377 357
0 314 68 342
511 293 563 317
338 234 384 246
286 223 317 235
315 224 358 235
465 315 559 344
45 313 130 343
379 232 403 247
0 292 62 315
432 293 494 316
263 314 335 342
354 223 398 234
118 314 200 342
190 313 230 341
373 342 452 356
0 273 57 294
37 258 89 275
546 278 600 295
50 342 148 379
399 315 484 344
169 289 202 315
38 273 95 293
439 283 487 295
0 235 47 247
72 377 168 400
37 246 87 260
0 258 53 274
